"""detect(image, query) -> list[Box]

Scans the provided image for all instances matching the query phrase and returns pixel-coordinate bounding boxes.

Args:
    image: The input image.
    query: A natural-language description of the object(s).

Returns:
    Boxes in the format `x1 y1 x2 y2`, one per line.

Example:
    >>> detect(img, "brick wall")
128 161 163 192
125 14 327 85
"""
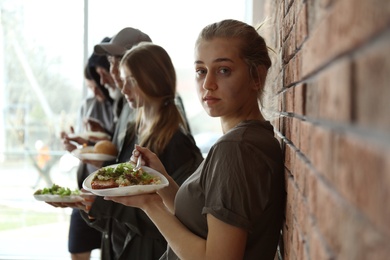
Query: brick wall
255 0 390 259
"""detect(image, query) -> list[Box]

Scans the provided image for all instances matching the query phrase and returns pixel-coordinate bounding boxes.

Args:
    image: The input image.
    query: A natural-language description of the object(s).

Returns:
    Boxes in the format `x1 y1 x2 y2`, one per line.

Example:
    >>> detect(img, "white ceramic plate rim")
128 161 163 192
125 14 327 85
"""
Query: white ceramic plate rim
82 164 169 197
71 147 116 161
68 131 110 140
34 194 83 203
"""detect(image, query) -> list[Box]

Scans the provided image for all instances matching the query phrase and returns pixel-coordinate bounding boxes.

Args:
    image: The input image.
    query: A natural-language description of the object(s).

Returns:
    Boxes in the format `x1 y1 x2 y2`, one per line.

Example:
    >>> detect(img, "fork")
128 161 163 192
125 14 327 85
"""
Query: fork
133 154 142 172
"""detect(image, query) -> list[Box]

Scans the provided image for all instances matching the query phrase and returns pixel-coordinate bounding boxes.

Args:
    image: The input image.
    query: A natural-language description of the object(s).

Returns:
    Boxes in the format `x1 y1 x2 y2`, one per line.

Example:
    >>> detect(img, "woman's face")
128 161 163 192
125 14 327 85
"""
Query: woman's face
85 78 105 102
120 66 144 109
108 56 125 91
194 38 258 120
95 66 121 100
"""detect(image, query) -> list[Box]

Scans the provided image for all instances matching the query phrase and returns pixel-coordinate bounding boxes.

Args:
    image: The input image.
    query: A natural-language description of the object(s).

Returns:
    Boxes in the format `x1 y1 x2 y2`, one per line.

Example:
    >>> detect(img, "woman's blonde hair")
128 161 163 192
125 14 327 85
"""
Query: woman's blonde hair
120 42 187 156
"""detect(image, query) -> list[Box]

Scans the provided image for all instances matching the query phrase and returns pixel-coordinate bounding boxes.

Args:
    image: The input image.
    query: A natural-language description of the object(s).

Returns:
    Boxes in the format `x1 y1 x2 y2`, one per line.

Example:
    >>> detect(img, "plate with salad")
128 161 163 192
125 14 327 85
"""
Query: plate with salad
34 184 83 203
83 162 169 197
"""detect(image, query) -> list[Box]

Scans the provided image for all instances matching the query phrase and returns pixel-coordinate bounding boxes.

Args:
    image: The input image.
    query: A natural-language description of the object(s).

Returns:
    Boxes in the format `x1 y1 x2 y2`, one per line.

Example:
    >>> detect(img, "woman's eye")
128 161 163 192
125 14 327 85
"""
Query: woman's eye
218 67 230 75
195 68 206 76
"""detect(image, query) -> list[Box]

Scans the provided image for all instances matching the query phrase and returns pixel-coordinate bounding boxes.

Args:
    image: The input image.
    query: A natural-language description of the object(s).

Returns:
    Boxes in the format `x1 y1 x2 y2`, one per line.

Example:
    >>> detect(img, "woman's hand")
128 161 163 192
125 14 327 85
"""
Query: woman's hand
60 126 88 152
85 118 106 133
118 145 180 213
131 145 167 176
105 193 162 212
46 201 85 210
80 190 96 213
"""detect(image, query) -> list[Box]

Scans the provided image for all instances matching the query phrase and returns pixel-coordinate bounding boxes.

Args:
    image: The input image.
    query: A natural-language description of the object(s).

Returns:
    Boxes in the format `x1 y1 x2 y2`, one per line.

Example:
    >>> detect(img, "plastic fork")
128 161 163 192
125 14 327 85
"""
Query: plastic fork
133 154 142 172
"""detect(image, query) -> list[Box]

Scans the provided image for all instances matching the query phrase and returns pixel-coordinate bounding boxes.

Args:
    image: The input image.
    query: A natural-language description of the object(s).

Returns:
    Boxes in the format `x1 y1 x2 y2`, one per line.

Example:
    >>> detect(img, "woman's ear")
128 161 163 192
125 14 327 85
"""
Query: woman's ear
251 64 267 90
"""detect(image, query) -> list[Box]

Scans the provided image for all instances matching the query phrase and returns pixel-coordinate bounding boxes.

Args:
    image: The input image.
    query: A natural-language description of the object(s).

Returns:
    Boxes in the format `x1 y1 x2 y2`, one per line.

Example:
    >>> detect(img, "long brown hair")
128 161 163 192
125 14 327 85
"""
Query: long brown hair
120 42 188 156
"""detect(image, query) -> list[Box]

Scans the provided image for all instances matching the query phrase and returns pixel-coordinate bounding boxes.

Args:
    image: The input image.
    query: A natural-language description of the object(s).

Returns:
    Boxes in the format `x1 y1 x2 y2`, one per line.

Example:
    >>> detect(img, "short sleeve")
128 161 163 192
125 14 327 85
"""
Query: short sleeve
201 140 272 231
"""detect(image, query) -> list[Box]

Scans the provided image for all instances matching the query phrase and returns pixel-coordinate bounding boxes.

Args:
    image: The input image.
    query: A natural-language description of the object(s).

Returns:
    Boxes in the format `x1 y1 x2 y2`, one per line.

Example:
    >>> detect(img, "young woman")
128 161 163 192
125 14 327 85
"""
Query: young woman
80 42 203 260
107 19 285 260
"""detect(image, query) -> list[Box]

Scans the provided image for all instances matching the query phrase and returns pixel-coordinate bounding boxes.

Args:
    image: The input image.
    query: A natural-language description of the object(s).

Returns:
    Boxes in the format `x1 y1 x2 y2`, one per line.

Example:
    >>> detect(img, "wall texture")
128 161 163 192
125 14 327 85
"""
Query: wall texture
256 0 390 259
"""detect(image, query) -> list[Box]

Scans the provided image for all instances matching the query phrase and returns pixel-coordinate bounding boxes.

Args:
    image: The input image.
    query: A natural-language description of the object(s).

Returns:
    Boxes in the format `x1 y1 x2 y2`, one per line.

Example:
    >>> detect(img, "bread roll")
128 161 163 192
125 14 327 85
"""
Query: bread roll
93 140 118 156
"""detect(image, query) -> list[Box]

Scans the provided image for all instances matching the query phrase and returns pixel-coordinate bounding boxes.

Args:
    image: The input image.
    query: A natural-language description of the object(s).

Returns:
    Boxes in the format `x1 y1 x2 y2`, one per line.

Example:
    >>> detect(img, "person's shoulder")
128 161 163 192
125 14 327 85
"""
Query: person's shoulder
214 120 279 153
222 120 274 139
170 129 198 147
164 129 202 157
82 96 95 106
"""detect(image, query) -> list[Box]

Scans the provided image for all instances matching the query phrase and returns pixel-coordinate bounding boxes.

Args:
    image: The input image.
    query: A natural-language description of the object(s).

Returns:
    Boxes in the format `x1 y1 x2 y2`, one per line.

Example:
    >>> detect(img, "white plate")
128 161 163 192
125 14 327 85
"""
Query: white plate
71 146 116 161
34 194 83 203
82 164 169 197
68 131 110 140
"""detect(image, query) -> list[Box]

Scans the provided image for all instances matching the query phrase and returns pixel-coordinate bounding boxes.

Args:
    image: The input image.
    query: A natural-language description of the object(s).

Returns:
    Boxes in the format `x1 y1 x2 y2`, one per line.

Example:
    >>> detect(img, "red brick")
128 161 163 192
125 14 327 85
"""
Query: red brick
307 226 334 260
284 175 295 258
295 2 308 49
320 0 335 8
303 58 352 122
305 80 320 119
318 58 352 122
294 182 312 245
292 218 309 260
298 120 313 157
282 1 295 42
284 87 294 113
333 133 390 236
283 57 293 87
302 0 390 77
306 167 318 216
290 117 301 152
279 116 287 139
354 34 390 133
284 142 296 174
261 0 390 259
294 153 308 197
284 53 302 87
283 117 292 143
294 51 302 84
310 125 333 179
282 32 296 63
314 179 348 258
315 177 390 259
293 83 306 116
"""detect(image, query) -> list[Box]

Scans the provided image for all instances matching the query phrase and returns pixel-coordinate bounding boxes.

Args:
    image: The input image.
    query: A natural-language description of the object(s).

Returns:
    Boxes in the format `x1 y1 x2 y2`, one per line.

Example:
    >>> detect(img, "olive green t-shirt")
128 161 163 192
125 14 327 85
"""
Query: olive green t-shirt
162 120 285 260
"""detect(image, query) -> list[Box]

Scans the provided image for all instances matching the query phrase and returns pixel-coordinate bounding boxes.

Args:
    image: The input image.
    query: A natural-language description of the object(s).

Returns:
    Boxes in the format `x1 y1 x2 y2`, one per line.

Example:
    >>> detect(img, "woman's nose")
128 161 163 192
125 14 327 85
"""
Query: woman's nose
202 74 217 91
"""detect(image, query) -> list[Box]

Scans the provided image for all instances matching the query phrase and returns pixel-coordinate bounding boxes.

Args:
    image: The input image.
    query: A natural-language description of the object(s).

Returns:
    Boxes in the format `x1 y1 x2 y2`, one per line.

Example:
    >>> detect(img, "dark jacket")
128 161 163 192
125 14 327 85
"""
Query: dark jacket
81 130 203 260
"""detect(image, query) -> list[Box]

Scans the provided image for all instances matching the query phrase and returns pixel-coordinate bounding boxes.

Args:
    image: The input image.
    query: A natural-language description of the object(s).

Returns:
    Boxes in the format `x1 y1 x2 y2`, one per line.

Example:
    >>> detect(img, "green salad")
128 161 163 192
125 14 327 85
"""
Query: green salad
93 162 161 187
34 184 80 197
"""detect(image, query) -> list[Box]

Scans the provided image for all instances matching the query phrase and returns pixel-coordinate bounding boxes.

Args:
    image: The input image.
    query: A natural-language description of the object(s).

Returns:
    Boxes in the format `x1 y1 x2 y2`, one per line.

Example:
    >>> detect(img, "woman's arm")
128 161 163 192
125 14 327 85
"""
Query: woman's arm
130 145 180 212
107 194 247 260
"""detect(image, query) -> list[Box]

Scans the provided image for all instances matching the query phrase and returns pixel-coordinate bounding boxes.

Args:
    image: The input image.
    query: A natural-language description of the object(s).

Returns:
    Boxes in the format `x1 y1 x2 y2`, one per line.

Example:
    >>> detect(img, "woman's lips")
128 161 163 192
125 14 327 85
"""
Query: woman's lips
203 96 220 105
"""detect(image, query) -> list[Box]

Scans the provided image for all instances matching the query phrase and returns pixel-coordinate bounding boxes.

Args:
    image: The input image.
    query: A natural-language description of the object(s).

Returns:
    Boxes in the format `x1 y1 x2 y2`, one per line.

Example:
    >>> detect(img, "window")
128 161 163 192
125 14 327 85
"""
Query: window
0 0 248 258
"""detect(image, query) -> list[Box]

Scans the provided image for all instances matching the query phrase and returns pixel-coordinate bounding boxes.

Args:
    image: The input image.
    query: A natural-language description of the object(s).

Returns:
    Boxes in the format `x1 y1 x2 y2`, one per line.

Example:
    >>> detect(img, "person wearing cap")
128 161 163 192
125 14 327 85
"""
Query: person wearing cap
95 27 191 136
79 29 199 260
88 37 123 136
87 28 149 170
78 27 154 260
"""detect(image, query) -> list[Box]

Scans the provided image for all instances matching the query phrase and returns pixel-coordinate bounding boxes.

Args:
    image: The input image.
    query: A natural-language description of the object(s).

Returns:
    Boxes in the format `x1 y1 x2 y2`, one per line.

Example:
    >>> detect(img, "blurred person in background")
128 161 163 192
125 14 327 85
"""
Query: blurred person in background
84 27 191 168
80 41 203 260
56 39 115 260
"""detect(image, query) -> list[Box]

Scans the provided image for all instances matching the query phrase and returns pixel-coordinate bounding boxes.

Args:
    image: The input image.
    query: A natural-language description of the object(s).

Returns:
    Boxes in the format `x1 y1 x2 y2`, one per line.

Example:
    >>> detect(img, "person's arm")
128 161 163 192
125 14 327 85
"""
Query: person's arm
108 146 248 259
79 195 114 232
130 145 179 212
107 193 248 260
